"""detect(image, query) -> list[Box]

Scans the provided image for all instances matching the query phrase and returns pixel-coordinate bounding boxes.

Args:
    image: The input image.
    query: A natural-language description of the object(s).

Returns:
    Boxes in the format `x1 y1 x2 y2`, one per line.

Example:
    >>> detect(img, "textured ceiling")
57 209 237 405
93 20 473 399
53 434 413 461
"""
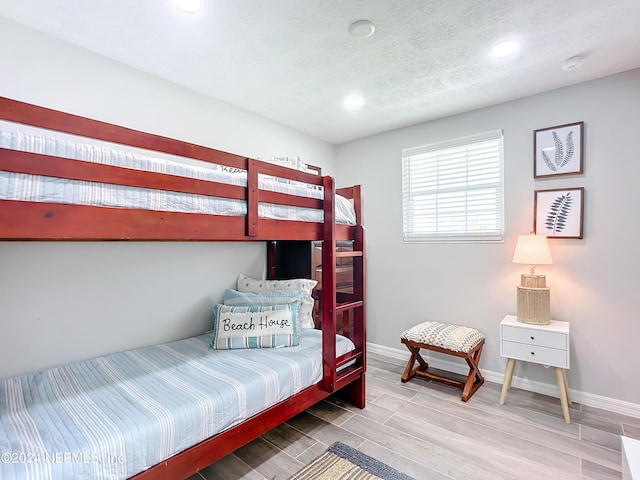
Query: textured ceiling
1 0 639 144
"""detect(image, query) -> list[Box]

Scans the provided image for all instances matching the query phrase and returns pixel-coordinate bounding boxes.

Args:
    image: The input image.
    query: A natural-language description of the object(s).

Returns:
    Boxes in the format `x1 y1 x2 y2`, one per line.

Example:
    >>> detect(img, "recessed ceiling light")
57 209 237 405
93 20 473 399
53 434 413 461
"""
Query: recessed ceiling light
171 0 201 13
343 94 365 110
348 20 375 39
489 40 521 59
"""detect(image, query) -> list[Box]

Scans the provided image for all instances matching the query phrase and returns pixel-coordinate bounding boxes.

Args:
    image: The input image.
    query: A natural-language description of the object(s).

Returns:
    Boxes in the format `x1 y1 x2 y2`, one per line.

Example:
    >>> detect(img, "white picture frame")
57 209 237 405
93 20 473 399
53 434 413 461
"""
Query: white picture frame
534 122 584 178
534 187 584 239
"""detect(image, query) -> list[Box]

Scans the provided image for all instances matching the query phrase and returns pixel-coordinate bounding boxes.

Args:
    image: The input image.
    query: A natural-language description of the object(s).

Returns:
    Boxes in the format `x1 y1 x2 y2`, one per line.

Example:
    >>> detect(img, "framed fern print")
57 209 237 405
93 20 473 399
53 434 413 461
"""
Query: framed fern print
534 122 584 178
534 188 584 239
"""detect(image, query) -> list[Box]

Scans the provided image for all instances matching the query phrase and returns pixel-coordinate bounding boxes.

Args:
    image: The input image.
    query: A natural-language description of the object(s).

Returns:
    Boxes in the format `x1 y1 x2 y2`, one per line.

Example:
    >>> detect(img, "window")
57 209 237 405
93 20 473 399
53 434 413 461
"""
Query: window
402 130 504 243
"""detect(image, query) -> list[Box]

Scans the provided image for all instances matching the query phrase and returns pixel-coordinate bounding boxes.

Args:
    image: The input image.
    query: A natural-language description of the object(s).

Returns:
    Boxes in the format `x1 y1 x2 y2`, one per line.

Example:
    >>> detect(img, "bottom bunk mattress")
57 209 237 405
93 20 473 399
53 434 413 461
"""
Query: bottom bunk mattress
0 329 355 480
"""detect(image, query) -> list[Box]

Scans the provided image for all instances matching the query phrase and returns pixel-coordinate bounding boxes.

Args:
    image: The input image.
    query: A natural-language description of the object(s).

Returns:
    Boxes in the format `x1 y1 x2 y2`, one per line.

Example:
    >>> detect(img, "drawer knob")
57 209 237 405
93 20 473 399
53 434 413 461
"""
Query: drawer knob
530 352 535 355
530 336 535 340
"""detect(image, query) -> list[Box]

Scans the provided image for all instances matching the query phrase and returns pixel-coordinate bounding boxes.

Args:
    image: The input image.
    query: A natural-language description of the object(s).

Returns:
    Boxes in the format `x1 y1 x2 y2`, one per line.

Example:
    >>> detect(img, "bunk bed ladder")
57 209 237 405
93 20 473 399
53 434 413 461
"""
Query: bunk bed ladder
321 178 366 397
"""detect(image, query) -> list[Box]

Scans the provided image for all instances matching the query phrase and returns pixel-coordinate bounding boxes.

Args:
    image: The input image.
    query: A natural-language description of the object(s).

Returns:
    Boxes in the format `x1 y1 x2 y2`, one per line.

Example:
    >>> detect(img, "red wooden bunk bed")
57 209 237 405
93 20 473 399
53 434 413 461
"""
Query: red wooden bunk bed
0 97 366 480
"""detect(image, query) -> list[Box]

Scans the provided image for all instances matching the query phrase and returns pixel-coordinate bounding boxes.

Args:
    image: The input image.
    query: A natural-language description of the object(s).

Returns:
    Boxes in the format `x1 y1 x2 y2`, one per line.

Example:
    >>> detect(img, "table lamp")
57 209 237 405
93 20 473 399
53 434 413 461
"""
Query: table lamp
512 233 553 324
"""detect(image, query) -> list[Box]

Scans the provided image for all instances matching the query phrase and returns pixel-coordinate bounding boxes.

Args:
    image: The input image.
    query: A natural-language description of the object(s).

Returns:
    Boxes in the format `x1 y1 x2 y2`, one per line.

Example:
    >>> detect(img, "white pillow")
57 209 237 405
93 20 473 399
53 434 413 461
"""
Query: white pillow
237 274 317 329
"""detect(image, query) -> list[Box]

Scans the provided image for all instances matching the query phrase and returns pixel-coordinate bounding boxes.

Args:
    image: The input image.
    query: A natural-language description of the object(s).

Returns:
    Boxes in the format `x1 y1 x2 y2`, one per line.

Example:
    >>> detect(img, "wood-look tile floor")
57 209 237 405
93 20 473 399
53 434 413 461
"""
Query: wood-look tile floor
188 355 639 480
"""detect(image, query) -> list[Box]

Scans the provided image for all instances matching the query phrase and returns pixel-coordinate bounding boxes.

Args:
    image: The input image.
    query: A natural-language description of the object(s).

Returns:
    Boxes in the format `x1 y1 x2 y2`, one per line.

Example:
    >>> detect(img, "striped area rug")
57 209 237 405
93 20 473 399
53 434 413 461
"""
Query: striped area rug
288 442 416 480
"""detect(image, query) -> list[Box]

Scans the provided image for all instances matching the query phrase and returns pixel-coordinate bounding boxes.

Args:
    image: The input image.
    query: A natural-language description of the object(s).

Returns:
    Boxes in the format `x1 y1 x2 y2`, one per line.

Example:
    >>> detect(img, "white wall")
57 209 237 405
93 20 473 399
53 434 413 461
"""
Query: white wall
336 69 640 407
0 18 336 378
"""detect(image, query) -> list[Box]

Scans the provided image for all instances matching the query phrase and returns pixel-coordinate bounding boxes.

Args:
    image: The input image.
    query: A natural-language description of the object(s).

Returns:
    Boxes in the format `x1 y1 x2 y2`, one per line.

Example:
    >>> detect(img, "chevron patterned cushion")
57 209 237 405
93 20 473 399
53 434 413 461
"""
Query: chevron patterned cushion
401 321 485 353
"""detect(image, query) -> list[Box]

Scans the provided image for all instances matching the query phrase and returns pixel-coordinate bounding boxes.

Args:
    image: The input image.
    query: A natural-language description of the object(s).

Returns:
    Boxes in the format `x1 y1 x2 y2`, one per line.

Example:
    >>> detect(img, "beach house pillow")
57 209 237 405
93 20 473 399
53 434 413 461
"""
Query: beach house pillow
209 303 300 350
223 289 303 330
237 274 317 329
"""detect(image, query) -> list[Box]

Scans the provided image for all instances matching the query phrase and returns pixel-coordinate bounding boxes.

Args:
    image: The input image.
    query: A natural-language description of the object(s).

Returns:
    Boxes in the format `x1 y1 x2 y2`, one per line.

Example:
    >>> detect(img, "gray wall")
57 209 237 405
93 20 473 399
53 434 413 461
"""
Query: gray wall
335 68 640 407
0 18 336 378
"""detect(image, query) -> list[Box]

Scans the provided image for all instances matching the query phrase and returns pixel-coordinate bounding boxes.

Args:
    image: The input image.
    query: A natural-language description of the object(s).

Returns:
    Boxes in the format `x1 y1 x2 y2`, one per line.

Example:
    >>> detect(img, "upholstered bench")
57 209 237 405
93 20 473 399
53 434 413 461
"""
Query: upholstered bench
400 321 486 401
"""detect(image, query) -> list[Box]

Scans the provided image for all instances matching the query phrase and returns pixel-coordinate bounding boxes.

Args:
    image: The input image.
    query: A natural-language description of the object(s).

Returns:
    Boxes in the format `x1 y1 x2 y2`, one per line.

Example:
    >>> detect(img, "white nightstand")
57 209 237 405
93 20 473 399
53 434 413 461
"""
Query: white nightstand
499 314 571 423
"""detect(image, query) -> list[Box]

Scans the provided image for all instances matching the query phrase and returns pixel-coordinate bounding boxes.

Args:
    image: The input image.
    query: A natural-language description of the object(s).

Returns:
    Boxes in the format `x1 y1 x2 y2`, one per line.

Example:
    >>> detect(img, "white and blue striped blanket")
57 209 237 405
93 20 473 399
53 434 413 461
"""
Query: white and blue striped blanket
0 129 357 225
0 329 354 480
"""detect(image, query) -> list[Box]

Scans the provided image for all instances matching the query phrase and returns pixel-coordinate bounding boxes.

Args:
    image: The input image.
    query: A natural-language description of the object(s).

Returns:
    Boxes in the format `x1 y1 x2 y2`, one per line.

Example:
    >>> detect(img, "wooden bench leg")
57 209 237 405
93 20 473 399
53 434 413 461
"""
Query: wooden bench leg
401 346 428 383
461 341 485 402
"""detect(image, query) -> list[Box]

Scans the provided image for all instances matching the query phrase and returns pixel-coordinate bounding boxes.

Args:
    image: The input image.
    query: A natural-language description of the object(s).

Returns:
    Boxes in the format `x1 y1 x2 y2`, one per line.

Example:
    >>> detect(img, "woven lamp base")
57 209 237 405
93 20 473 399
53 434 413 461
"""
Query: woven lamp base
516 274 550 325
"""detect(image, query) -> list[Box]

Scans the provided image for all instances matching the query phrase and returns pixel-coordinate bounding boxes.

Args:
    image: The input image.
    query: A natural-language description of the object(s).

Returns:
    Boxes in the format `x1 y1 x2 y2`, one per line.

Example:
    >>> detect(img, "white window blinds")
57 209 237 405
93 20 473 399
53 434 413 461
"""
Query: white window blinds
402 130 504 243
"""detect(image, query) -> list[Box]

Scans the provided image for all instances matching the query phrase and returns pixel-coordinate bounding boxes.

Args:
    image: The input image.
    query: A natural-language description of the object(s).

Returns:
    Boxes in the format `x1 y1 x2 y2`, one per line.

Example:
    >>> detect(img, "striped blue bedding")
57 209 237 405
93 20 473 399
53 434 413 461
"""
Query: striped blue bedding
0 129 358 225
0 329 355 480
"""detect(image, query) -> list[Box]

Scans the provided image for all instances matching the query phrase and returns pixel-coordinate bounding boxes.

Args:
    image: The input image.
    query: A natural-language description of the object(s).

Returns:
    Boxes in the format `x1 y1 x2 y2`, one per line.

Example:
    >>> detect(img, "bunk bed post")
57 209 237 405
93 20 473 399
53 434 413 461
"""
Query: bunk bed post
341 222 367 408
321 175 337 392
337 186 367 408
246 158 259 237
353 186 365 354
353 225 366 353
352 185 364 226
266 241 278 279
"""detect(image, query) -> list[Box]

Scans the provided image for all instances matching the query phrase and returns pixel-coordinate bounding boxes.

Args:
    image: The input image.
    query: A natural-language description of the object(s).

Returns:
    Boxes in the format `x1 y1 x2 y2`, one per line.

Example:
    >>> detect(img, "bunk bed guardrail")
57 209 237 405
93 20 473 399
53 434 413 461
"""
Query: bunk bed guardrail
0 96 358 241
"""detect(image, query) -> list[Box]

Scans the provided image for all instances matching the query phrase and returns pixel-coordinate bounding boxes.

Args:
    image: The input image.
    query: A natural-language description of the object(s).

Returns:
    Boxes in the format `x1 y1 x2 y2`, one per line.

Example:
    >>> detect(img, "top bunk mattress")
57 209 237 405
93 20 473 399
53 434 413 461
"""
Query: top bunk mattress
0 129 357 225
0 328 355 480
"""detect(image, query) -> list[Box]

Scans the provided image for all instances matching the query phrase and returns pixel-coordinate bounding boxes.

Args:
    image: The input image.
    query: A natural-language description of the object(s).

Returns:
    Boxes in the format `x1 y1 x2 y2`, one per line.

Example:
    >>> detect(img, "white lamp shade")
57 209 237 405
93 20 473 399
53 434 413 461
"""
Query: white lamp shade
512 234 553 265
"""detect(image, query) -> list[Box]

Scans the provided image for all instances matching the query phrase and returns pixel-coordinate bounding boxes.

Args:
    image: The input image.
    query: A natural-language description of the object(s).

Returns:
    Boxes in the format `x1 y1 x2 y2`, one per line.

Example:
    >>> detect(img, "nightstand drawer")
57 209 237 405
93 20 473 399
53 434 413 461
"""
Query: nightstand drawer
502 340 569 368
502 325 567 350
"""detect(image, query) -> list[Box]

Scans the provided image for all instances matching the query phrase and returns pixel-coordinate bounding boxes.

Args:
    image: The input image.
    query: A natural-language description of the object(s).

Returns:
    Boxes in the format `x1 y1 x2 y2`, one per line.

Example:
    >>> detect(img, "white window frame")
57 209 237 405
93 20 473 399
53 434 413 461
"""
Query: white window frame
402 130 504 243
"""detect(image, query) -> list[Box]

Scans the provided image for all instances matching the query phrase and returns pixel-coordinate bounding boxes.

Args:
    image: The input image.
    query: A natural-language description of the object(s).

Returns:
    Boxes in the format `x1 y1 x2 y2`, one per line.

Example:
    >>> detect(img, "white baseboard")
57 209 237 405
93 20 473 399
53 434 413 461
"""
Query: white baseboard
367 342 640 420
